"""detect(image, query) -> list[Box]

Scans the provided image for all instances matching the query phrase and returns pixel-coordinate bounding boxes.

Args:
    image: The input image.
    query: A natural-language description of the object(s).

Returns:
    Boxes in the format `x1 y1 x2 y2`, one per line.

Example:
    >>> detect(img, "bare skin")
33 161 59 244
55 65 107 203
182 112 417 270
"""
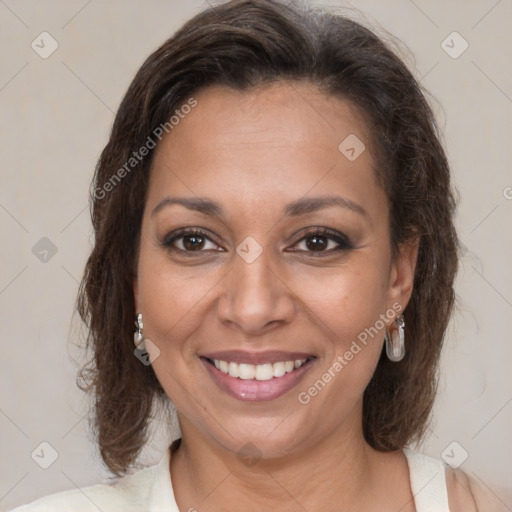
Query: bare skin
133 81 488 511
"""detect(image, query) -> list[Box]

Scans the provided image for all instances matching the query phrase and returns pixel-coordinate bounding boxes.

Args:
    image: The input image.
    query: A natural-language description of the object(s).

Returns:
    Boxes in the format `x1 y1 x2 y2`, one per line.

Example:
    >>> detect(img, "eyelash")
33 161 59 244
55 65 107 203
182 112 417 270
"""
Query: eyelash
161 227 354 257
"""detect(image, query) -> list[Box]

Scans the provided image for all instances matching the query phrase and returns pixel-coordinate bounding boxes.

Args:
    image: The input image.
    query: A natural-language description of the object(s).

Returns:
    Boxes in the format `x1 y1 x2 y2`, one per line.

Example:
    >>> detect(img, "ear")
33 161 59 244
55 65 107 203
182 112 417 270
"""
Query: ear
387 236 420 314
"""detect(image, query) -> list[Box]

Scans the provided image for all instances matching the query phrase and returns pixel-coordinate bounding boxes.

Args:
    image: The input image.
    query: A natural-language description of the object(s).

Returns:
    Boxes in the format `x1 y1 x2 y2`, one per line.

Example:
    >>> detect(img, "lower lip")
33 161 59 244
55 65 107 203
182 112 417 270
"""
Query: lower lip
201 357 315 402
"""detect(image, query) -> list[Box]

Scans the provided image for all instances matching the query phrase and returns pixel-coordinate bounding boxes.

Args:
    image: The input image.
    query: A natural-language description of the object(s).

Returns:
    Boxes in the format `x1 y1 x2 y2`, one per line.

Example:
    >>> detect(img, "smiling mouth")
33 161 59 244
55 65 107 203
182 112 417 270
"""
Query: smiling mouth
200 350 316 401
203 357 313 380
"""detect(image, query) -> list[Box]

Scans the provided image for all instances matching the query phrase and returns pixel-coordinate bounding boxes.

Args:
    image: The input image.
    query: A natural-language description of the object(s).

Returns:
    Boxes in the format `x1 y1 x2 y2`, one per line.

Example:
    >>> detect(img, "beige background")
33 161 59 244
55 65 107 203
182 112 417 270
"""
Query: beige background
1 0 511 510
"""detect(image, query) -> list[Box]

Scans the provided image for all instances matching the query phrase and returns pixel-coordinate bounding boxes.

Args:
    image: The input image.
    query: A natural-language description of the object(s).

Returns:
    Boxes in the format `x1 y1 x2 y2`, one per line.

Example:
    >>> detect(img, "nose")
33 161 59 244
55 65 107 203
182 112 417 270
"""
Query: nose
216 247 295 335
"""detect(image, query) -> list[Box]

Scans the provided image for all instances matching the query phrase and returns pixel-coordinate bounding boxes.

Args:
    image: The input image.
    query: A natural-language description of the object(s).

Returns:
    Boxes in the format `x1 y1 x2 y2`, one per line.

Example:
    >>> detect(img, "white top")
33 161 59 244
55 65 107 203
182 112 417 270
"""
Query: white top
404 447 450 511
9 443 449 511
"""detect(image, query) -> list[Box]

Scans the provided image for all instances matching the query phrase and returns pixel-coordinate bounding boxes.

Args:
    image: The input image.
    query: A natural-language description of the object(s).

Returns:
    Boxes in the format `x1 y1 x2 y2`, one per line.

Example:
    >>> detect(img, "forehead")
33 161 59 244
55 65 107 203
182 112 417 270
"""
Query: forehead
147 81 385 223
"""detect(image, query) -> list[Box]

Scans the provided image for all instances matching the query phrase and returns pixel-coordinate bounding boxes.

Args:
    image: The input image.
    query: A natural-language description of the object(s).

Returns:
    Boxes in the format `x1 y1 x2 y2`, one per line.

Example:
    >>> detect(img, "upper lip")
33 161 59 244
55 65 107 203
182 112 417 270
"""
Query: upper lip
200 350 315 365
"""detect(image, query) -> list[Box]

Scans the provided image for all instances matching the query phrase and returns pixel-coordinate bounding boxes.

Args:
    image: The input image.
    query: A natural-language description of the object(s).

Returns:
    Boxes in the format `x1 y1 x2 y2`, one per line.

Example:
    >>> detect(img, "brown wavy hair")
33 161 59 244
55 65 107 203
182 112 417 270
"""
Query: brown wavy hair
76 0 459 476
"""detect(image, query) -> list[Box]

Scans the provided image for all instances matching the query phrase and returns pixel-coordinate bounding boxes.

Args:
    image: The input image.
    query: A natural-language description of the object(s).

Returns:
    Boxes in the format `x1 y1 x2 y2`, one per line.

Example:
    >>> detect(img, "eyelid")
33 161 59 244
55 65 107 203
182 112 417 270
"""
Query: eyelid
161 228 224 253
289 227 354 252
161 226 354 255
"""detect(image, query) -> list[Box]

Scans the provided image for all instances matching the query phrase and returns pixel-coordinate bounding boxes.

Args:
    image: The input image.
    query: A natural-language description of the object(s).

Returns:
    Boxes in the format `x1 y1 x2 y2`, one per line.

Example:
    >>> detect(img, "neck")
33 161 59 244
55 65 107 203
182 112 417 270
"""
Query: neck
169 404 389 511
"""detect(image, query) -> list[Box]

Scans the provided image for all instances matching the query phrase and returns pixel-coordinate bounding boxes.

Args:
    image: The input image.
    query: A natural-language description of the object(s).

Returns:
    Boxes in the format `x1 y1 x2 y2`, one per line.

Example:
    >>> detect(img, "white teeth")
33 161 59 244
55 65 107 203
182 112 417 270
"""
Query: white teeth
273 362 286 377
238 363 256 379
255 363 273 381
211 358 309 380
228 362 239 378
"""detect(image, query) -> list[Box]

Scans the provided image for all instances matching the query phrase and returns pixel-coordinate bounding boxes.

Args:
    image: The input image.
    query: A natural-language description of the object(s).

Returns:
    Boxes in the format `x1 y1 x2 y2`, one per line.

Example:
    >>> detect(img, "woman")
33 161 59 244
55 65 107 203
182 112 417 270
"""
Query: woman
10 0 499 510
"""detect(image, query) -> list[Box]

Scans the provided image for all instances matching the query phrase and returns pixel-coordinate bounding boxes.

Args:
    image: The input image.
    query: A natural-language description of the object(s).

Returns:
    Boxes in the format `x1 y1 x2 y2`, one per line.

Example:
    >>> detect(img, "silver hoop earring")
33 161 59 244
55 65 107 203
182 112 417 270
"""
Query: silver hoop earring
385 314 405 362
134 313 144 349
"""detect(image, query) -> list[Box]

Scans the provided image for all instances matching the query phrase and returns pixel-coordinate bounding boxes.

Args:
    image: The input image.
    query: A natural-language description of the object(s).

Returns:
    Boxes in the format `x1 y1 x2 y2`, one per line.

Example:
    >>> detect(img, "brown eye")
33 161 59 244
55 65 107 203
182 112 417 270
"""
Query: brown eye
305 235 329 251
162 229 221 253
291 228 353 255
182 233 207 251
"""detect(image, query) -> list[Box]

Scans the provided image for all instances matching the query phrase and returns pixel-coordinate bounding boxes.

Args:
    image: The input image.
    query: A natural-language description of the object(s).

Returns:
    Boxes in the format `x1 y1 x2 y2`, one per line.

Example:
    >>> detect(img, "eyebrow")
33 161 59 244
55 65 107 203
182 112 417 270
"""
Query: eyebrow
151 195 368 219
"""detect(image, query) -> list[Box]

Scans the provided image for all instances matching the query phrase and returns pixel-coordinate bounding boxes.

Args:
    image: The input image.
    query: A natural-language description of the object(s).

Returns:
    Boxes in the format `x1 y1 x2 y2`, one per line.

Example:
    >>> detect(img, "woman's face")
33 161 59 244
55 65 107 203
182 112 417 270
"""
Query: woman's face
134 82 417 459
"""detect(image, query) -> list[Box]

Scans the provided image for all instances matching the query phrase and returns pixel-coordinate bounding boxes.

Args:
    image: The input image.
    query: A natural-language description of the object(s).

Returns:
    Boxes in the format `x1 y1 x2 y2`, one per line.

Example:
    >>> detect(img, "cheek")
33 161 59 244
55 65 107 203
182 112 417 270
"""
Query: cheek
295 269 389 413
135 242 229 377
298 255 390 335
297 256 390 387
136 258 209 404
137 265 206 347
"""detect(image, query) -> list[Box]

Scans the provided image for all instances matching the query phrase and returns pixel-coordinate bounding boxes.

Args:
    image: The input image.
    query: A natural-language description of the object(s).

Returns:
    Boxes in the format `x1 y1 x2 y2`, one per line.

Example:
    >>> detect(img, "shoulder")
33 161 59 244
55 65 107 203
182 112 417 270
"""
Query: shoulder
445 467 509 512
8 485 129 512
8 461 162 512
403 449 509 512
